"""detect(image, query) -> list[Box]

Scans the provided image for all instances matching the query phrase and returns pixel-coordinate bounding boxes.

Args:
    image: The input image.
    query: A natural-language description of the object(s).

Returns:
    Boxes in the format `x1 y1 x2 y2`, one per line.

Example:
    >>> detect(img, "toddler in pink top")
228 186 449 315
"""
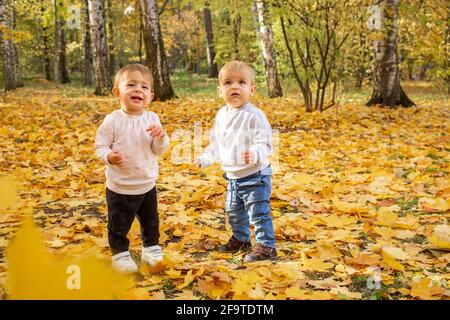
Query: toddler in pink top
94 64 169 273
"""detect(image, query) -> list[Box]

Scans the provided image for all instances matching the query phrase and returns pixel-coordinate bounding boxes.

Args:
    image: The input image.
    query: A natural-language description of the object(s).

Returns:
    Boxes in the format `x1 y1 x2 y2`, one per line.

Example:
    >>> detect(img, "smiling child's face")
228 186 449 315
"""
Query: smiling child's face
218 68 256 109
113 71 154 115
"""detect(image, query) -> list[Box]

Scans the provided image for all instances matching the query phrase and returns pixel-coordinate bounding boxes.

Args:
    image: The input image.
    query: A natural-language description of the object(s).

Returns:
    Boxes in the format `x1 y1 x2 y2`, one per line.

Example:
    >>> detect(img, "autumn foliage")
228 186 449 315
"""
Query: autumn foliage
0 86 449 300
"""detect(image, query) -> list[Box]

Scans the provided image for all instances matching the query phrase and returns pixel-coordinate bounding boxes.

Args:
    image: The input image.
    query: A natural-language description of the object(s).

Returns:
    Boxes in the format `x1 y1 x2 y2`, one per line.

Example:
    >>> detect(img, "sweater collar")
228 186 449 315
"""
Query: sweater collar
119 108 145 118
226 102 251 113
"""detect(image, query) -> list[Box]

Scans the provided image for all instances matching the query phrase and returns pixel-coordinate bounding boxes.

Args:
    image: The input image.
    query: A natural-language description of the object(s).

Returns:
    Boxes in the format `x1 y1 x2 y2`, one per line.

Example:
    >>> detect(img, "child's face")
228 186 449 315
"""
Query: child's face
112 71 154 115
218 69 255 109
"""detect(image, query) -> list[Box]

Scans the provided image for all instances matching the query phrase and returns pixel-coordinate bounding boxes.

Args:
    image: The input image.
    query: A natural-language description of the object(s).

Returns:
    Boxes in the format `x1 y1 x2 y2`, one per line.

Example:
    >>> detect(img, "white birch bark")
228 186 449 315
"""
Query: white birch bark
254 0 282 98
88 0 111 95
0 0 15 90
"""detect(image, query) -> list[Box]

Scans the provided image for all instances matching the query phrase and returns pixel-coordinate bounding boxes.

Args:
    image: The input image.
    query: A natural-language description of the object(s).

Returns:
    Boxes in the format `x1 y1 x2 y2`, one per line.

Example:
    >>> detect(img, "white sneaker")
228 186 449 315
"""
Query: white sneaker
141 245 164 266
111 251 138 273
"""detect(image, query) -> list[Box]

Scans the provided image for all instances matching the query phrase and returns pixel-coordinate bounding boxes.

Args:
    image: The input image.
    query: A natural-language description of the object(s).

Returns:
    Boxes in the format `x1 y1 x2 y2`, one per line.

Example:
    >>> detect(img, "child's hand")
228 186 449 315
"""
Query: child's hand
107 150 125 167
193 158 202 168
146 124 166 139
242 150 255 164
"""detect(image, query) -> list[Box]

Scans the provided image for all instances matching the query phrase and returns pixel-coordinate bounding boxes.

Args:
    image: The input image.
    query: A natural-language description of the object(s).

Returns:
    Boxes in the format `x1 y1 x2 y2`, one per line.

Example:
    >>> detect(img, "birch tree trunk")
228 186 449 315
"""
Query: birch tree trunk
88 0 111 95
53 0 60 83
0 0 15 90
139 0 176 101
106 0 115 77
254 0 282 98
446 2 449 94
138 4 143 63
83 0 94 86
58 7 70 84
203 2 218 78
366 0 414 107
233 13 241 60
40 0 51 81
10 0 21 87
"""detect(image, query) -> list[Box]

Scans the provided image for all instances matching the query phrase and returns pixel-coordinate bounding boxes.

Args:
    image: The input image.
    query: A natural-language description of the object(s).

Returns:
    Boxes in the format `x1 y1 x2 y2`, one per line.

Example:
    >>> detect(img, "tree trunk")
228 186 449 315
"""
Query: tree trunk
355 31 366 89
58 9 70 84
366 0 414 107
233 13 241 60
83 0 94 86
139 0 176 101
203 2 218 78
280 17 312 112
53 0 60 83
138 4 143 63
254 0 282 98
106 0 115 77
0 0 15 90
88 0 111 95
42 32 51 81
446 2 449 94
40 0 51 81
10 0 22 87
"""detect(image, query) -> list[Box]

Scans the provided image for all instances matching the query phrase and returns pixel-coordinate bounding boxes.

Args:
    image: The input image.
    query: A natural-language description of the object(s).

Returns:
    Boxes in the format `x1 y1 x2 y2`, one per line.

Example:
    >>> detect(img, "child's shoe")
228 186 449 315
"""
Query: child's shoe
217 236 252 253
243 244 277 262
141 245 164 266
111 251 139 273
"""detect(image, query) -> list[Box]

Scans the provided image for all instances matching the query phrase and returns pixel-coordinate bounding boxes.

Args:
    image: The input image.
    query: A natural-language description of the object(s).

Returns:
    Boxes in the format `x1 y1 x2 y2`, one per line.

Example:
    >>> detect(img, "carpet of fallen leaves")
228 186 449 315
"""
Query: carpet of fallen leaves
0 84 449 300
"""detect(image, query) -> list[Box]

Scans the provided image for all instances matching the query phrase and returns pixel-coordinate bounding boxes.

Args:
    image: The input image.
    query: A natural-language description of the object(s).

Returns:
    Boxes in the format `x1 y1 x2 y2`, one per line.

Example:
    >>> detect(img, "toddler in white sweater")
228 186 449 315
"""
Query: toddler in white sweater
95 64 170 273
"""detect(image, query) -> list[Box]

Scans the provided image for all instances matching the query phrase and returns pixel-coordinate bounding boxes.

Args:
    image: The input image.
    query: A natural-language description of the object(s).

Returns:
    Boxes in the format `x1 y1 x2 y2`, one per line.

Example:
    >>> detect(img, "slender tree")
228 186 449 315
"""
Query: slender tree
10 0 22 87
233 13 241 60
253 0 282 97
40 0 51 80
83 0 94 85
57 0 70 83
203 1 218 78
367 0 414 107
446 1 449 94
139 0 176 100
106 0 115 77
0 0 15 90
88 0 111 95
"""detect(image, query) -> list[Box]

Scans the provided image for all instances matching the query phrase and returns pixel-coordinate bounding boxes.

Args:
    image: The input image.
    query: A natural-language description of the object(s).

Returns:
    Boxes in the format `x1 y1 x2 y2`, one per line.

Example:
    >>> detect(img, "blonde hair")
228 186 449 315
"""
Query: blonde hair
218 60 255 84
113 64 153 88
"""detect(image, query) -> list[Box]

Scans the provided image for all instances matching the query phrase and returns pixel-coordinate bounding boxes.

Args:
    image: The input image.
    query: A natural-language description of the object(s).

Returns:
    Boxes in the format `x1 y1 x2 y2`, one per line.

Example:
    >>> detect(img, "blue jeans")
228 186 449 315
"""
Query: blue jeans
225 166 276 248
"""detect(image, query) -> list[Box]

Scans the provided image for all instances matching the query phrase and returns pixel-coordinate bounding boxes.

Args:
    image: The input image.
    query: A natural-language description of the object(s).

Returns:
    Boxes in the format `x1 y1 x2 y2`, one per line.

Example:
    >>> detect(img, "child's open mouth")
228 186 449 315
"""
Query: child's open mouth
131 96 143 102
231 93 240 96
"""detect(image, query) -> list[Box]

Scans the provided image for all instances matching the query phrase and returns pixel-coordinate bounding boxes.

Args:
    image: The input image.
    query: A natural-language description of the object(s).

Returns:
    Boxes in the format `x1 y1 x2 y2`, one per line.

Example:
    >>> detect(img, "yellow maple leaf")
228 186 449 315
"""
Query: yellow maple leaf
376 207 398 226
427 225 450 250
7 215 128 299
419 197 449 212
410 278 445 300
318 214 357 228
302 254 333 272
284 286 307 299
0 177 17 212
177 270 195 289
332 196 366 215
381 247 405 271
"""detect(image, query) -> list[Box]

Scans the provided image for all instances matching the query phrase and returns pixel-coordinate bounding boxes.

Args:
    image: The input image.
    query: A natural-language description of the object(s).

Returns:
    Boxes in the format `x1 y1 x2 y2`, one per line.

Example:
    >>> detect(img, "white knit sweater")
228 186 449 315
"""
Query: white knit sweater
199 103 272 179
94 109 170 195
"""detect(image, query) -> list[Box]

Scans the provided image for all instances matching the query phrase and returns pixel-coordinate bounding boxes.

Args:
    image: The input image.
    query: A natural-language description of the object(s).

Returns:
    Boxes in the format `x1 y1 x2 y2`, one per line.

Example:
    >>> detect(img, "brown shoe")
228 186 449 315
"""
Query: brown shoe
217 236 251 253
243 243 277 262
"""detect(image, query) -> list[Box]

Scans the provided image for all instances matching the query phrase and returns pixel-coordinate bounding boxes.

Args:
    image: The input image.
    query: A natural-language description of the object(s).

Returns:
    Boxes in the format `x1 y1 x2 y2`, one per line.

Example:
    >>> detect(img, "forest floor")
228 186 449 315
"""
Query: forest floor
0 79 449 300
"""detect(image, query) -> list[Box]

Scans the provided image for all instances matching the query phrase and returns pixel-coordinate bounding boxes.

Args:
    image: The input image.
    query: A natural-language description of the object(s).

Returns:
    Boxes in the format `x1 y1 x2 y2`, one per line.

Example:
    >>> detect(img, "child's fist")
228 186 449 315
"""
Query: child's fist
146 124 166 139
242 150 255 164
193 158 202 168
107 151 125 167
